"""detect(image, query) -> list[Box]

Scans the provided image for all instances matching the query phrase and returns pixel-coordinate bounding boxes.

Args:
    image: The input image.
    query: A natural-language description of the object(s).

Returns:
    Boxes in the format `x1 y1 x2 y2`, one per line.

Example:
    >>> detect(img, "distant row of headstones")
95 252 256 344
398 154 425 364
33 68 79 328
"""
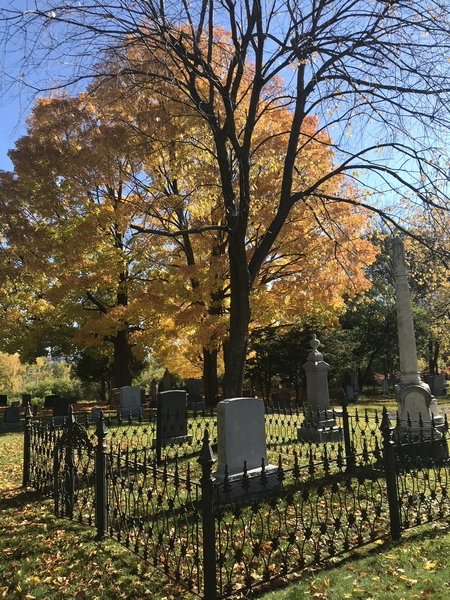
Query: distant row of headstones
0 393 71 424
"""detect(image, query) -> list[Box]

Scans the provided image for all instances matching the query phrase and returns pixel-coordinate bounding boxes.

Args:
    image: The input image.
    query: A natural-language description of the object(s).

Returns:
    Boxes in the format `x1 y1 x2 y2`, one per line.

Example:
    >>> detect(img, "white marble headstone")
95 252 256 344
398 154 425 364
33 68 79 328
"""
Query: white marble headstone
216 397 268 477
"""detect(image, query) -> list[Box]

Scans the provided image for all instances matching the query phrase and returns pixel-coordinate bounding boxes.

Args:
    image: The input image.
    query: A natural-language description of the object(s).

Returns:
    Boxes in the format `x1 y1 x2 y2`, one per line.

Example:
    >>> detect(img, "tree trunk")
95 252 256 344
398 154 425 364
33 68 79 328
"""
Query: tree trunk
429 339 440 375
112 328 133 388
203 347 218 405
222 236 251 398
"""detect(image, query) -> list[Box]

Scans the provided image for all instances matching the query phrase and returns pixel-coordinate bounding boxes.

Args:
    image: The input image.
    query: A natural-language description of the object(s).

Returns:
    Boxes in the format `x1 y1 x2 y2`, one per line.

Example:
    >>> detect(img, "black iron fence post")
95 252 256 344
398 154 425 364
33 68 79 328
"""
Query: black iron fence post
22 402 33 487
381 407 401 541
198 429 217 600
95 410 108 541
64 408 76 519
156 392 162 466
341 392 354 473
53 443 60 516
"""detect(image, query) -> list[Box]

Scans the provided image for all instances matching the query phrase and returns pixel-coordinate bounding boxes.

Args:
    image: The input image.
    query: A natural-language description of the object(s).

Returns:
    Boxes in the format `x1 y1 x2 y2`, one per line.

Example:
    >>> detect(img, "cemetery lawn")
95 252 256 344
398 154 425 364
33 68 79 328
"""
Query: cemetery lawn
1 414 450 600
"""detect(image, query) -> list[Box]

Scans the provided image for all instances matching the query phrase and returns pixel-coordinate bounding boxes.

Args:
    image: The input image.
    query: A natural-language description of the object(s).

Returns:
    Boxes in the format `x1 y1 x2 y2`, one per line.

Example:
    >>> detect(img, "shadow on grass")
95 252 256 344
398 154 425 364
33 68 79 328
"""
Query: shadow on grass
0 487 47 510
0 425 25 436
245 521 450 599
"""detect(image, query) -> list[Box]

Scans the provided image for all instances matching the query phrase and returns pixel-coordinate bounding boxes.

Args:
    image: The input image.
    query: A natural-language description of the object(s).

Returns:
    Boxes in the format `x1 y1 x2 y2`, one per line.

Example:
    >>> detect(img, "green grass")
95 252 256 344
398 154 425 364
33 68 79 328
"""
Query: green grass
2 394 450 600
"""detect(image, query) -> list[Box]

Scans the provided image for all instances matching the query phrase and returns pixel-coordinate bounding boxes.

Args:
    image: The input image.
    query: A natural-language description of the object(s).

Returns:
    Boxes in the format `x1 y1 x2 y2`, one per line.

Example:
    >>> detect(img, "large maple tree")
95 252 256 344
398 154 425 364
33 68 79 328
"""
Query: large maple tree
0 94 165 387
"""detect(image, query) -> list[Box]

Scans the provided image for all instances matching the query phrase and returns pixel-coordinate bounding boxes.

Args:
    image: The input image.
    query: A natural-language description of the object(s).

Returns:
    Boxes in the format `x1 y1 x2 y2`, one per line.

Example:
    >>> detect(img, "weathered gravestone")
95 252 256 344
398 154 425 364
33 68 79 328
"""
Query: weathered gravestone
110 387 121 407
163 368 171 390
382 378 389 395
429 373 447 396
271 390 291 408
150 378 158 406
298 335 342 443
0 395 8 406
4 405 20 424
53 397 70 422
44 395 60 409
187 378 204 410
119 386 142 417
212 397 278 496
351 371 360 395
11 401 20 407
91 406 102 422
156 390 191 445
21 394 32 407
345 385 355 403
140 388 146 405
32 404 38 417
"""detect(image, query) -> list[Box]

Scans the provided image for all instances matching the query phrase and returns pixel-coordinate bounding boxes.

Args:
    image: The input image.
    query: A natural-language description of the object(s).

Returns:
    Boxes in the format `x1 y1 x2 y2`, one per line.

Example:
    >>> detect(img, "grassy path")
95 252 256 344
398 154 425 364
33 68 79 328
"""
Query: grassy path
2 425 450 599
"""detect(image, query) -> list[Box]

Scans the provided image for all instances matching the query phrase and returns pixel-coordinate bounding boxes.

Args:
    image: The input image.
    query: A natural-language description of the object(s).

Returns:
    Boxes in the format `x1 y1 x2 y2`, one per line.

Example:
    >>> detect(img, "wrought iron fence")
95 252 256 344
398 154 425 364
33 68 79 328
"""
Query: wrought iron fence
22 402 450 599
214 452 389 598
107 452 204 595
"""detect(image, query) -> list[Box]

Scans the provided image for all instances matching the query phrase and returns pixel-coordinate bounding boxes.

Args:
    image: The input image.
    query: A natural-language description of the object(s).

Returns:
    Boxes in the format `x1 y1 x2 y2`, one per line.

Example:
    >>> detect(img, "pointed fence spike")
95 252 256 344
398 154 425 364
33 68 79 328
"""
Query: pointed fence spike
197 429 216 472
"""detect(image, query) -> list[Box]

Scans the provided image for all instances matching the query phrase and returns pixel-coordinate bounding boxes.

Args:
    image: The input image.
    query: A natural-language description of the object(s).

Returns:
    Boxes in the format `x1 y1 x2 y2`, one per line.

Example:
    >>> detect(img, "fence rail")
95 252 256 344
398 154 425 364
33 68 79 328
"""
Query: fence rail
22 402 450 599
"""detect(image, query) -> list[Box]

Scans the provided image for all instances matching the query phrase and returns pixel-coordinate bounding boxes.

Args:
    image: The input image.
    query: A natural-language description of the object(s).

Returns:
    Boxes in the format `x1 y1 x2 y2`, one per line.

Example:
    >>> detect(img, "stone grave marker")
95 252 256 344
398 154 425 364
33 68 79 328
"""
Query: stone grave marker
21 394 32 407
345 385 354 402
157 390 191 445
213 397 278 495
298 336 342 443
187 378 204 410
271 390 290 408
351 371 360 394
44 395 60 409
392 237 445 445
32 404 38 417
0 395 7 406
382 378 389 395
53 396 69 423
140 387 146 405
151 378 158 406
163 368 171 391
110 388 120 407
433 373 447 396
4 405 20 424
11 401 20 407
119 386 142 417
91 406 102 422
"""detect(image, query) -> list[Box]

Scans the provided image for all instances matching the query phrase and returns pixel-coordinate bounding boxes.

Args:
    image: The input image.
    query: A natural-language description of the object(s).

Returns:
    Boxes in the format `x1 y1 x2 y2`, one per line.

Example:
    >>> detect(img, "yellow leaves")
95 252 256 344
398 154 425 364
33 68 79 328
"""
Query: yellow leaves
423 561 436 570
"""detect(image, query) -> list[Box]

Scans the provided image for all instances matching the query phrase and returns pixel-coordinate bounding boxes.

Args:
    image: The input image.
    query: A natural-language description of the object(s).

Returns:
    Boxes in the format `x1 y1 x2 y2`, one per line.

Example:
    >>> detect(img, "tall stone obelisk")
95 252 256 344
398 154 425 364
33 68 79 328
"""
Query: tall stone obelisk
392 237 442 430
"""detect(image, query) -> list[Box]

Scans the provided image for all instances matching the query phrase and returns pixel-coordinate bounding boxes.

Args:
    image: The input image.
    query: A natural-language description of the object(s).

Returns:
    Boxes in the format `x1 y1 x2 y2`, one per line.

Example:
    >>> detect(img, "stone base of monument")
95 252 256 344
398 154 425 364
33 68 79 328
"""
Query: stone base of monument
298 418 343 443
152 434 192 448
213 464 280 500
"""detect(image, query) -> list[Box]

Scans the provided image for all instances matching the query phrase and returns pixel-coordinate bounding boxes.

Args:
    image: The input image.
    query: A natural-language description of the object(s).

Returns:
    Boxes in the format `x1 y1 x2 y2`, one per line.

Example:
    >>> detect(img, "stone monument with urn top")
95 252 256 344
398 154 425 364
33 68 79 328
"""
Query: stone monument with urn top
298 335 342 443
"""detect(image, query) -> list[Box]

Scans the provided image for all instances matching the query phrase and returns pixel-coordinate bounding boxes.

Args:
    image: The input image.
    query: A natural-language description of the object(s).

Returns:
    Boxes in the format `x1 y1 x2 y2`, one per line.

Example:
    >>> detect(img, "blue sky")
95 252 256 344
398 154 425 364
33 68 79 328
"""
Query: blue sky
0 97 28 171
